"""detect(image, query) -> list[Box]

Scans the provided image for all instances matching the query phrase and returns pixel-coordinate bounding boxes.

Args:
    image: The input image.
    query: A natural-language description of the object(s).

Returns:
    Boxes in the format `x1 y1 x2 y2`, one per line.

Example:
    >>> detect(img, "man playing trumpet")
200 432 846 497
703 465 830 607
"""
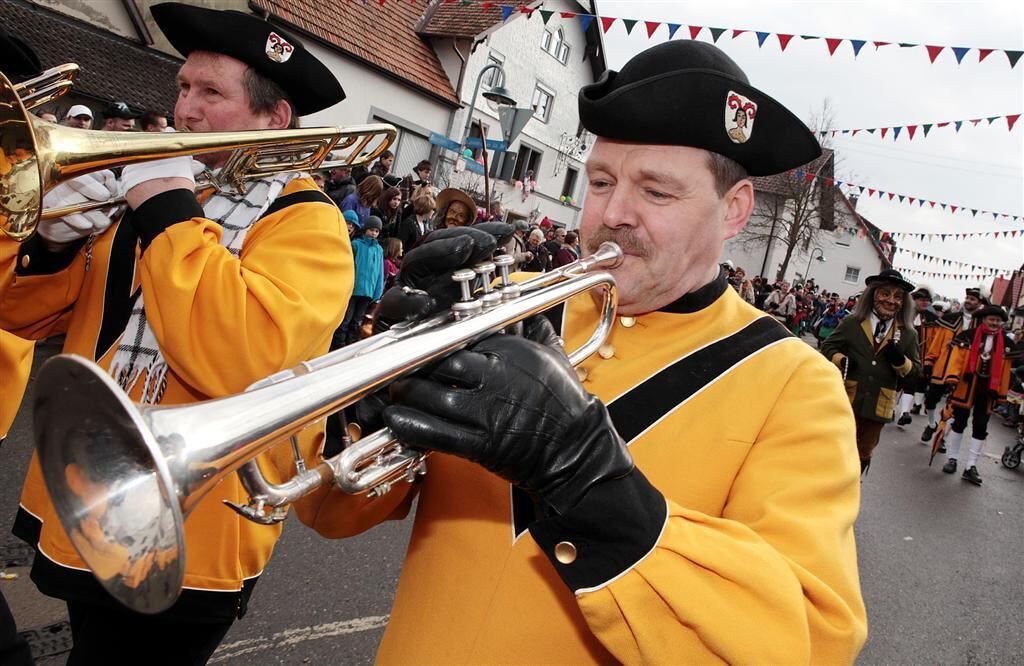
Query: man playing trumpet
0 4 350 662
300 40 867 663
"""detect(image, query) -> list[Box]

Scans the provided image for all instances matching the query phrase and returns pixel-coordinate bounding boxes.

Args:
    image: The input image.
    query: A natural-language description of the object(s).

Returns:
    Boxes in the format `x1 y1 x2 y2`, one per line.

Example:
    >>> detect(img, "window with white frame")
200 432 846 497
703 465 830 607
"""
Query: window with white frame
483 51 504 88
844 266 861 283
540 28 569 64
531 83 555 123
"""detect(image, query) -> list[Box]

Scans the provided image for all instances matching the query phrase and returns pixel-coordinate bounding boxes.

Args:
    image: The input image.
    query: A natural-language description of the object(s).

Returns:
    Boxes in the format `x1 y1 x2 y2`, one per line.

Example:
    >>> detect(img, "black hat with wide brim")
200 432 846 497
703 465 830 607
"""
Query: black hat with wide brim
151 3 344 116
0 26 42 83
975 304 1008 322
579 40 820 176
865 268 915 292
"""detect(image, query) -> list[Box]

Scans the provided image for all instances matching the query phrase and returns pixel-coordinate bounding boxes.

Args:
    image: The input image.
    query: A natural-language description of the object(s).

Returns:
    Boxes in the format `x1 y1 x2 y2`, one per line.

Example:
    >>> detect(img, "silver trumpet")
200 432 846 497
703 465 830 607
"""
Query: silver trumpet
33 242 623 614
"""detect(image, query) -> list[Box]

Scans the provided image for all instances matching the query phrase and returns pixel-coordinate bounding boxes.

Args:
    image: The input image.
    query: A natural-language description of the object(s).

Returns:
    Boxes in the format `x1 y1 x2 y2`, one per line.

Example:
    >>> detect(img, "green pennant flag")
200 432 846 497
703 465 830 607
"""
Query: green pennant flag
622 18 638 34
923 124 932 136
986 116 1000 124
539 9 554 24
898 194 905 203
800 35 819 40
898 42 917 47
866 128 876 134
1006 50 1023 68
709 27 726 42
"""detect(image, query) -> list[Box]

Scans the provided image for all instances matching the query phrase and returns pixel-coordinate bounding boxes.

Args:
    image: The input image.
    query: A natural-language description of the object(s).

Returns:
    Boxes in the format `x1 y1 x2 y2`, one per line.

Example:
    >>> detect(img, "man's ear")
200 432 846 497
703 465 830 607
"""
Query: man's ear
266 98 293 130
722 179 754 241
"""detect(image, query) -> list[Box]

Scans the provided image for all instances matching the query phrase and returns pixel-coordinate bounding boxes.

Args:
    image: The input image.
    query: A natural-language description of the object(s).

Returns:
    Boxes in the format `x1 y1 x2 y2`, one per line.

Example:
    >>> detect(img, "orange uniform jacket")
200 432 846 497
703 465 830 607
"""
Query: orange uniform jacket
941 328 1013 411
295 276 868 663
927 310 978 384
0 178 352 619
1 240 34 440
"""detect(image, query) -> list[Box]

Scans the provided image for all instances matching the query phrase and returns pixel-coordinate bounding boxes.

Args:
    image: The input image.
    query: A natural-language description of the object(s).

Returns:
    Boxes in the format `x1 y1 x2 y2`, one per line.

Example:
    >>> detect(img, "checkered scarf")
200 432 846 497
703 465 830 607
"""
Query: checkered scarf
109 173 298 403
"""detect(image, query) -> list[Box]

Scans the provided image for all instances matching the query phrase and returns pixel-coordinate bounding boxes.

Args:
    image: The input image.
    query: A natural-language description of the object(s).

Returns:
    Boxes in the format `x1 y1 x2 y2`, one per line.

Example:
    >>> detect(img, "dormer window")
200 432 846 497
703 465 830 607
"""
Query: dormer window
541 28 569 65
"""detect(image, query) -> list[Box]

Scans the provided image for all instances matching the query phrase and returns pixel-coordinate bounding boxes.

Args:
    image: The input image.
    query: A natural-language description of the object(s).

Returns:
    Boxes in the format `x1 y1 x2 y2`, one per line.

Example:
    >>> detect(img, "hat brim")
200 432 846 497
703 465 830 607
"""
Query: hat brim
435 188 476 216
976 306 1008 322
580 69 820 176
151 3 344 116
865 274 915 292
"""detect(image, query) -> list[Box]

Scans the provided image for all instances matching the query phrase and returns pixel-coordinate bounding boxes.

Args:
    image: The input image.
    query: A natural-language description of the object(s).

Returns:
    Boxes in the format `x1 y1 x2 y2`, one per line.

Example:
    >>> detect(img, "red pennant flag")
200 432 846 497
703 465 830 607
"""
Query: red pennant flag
978 48 993 62
645 21 660 38
732 29 747 39
887 192 895 200
873 41 890 48
824 177 833 187
868 188 876 197
560 12 577 18
970 118 982 126
937 121 950 127
1007 114 1021 131
600 16 616 33
925 45 945 63
851 129 860 136
950 205 957 214
929 201 935 207
520 6 533 14
481 2 495 7
907 125 918 139
825 38 843 55
804 172 815 183
688 25 702 39
777 33 794 51
880 127 889 139
908 197 915 205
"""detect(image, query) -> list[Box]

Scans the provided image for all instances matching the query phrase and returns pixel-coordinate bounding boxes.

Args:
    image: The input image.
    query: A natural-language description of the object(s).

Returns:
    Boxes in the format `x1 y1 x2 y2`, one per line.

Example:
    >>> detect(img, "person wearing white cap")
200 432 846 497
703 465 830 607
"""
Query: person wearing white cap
62 103 93 129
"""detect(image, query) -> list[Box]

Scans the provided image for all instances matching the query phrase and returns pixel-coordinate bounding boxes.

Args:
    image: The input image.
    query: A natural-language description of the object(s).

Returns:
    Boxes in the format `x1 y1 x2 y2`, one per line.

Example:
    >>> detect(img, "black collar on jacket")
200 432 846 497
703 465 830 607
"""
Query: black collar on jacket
658 267 729 314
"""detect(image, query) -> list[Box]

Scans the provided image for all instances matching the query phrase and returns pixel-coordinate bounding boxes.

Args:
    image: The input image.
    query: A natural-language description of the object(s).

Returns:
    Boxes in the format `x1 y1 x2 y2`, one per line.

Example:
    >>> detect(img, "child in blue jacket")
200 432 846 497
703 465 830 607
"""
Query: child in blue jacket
338 215 384 346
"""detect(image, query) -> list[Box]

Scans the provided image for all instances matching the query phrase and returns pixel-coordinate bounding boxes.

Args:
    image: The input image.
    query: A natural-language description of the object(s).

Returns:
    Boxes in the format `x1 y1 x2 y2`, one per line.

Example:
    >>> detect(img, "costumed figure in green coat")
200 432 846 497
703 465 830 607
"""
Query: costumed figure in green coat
821 269 921 473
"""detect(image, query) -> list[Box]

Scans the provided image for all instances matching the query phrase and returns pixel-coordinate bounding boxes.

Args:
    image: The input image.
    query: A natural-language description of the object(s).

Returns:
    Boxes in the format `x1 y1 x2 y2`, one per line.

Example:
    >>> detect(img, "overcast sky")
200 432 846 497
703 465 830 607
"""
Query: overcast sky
594 0 1023 299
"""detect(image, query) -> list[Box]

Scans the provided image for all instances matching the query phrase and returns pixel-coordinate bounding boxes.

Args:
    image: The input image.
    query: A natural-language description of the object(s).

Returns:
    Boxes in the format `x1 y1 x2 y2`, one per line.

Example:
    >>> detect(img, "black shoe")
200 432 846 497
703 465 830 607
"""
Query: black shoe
921 425 936 442
942 459 957 474
962 466 983 486
897 413 912 426
910 404 922 415
938 443 946 454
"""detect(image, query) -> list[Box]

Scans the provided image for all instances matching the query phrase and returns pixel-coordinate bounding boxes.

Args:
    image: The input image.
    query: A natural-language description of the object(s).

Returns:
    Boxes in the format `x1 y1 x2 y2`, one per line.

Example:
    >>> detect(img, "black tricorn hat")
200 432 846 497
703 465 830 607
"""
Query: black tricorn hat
578 40 821 176
151 3 344 116
865 268 915 292
976 304 1008 322
104 100 142 120
0 26 42 83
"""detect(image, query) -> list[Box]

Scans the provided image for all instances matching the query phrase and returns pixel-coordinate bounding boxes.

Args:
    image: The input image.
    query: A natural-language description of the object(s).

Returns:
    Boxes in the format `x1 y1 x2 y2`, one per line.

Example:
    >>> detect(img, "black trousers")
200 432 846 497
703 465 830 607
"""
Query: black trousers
66 601 233 666
925 381 947 411
951 390 992 440
0 589 32 666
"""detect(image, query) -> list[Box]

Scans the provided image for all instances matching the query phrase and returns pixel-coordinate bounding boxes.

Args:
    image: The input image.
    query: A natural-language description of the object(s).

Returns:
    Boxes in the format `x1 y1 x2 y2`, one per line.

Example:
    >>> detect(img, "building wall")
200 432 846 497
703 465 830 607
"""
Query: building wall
443 0 596 228
722 193 885 298
30 0 140 39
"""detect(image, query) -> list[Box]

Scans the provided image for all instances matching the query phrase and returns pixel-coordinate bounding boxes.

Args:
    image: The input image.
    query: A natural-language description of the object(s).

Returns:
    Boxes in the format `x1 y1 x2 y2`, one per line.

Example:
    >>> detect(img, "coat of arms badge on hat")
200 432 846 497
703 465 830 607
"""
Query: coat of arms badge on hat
265 32 294 63
725 91 757 144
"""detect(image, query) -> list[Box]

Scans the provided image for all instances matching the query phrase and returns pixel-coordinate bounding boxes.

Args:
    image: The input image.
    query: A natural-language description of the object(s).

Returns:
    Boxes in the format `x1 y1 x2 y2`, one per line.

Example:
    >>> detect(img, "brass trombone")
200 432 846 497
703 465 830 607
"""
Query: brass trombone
0 69 396 241
34 243 623 614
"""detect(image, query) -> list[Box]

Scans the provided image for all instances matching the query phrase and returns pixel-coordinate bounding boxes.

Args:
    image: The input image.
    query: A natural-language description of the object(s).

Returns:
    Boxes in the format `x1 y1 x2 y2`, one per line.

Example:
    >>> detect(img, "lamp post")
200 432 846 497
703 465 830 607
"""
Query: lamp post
805 247 825 281
458 63 517 211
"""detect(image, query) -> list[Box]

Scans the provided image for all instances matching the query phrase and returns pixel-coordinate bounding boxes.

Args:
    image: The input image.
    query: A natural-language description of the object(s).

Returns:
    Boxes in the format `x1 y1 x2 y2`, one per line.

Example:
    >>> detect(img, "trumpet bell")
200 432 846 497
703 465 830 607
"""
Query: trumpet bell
0 72 43 241
35 355 185 614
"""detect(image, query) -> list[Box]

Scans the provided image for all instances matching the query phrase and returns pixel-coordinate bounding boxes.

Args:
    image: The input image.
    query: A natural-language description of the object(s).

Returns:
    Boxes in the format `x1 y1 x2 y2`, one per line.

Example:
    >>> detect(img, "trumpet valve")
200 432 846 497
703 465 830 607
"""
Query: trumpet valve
474 262 502 310
451 269 482 318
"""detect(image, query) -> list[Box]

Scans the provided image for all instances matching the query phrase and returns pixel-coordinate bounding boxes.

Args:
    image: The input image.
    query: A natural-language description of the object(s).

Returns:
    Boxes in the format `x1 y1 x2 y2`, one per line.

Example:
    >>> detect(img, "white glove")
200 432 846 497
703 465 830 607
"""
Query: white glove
39 170 119 244
120 156 199 196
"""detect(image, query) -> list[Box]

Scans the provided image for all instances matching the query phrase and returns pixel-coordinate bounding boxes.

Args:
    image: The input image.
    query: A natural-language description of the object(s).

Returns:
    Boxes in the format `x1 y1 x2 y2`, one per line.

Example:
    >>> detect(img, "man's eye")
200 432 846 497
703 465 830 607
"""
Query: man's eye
646 189 669 200
589 180 611 190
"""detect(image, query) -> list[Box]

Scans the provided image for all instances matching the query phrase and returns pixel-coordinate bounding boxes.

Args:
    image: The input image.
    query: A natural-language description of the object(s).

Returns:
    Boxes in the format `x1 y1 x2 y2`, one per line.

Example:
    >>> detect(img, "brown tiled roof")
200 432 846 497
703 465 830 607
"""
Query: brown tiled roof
419 1 524 39
1 0 180 116
249 0 459 106
750 149 834 197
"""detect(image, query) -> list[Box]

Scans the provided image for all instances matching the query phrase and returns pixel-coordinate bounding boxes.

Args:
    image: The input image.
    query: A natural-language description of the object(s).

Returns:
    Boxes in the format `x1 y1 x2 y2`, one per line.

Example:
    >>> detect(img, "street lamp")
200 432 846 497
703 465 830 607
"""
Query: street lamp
461 63 517 151
805 247 826 281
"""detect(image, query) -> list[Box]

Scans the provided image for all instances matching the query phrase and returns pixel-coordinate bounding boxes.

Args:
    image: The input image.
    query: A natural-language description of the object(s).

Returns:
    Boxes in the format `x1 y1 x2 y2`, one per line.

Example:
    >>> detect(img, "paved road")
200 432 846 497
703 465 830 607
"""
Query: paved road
3 341 1023 664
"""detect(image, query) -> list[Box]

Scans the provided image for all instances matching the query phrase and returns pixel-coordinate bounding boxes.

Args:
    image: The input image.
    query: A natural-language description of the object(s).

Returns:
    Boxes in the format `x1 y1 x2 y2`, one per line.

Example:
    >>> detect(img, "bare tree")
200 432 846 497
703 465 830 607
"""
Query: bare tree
739 100 842 281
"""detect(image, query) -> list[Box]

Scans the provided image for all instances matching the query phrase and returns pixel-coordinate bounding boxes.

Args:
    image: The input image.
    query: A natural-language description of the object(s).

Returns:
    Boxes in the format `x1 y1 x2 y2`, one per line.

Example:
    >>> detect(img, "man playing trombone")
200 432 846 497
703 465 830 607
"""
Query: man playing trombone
301 40 867 663
0 4 349 662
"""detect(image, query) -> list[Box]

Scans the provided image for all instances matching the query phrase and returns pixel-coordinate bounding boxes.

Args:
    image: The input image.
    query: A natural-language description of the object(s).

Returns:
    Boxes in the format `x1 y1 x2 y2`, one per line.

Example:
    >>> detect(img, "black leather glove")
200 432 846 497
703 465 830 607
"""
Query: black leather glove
384 335 632 516
373 223 513 333
842 355 857 376
883 343 906 366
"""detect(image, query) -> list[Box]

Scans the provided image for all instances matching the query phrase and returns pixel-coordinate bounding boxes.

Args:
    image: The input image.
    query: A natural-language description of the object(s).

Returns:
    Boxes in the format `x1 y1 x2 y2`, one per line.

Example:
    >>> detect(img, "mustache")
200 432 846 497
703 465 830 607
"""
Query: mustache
584 226 652 259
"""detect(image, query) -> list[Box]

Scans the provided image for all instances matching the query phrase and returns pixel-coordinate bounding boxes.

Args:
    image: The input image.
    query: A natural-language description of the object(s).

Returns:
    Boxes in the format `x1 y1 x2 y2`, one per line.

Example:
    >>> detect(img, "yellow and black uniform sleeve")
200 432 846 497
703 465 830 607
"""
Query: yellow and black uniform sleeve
530 355 865 664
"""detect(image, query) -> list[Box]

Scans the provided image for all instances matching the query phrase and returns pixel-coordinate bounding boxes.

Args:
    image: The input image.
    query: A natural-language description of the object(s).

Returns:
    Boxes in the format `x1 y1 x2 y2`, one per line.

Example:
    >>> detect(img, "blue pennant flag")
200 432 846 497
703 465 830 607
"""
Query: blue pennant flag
756 31 770 47
850 40 866 57
667 23 681 39
952 47 970 64
794 169 804 180
501 6 514 21
954 120 963 132
892 126 902 139
579 14 594 32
